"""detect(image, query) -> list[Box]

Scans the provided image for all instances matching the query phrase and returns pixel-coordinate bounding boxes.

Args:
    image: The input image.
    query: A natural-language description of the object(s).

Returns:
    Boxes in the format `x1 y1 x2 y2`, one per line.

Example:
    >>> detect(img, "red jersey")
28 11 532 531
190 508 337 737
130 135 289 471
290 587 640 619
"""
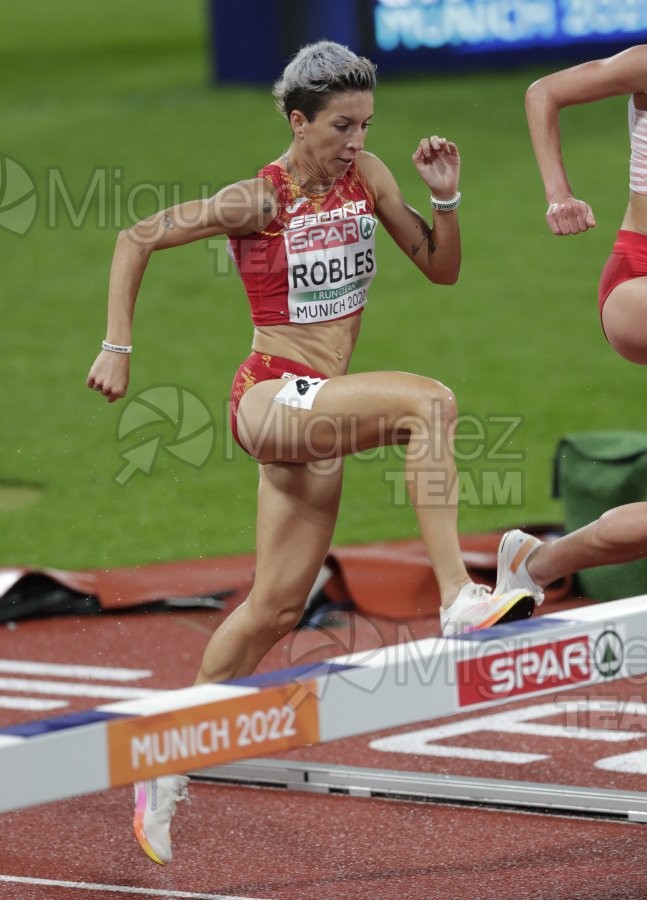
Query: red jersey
228 162 377 326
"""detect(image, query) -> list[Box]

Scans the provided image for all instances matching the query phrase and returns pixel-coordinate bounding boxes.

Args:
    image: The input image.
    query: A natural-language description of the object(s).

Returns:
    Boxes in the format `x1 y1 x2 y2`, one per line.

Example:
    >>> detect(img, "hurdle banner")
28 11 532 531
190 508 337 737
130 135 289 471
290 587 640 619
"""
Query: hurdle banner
1 596 647 814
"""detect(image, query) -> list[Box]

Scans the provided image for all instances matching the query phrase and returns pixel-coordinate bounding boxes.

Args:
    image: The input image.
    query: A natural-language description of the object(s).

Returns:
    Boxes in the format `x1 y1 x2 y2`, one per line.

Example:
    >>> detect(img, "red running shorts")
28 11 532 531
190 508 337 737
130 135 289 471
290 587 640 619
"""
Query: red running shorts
229 351 327 452
598 229 647 316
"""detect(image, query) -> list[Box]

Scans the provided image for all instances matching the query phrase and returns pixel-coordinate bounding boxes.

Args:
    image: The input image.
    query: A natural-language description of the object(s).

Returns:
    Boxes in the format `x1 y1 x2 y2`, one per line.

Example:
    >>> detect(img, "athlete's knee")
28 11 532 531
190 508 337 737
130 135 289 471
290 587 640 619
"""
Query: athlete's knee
430 380 457 424
596 505 647 550
248 589 305 638
405 376 457 433
259 603 304 637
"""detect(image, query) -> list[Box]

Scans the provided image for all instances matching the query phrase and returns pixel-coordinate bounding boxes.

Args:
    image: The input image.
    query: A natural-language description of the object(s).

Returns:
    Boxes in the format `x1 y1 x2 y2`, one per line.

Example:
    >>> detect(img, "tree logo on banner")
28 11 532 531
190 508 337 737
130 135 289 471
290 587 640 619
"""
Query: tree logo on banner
593 629 624 679
113 384 215 486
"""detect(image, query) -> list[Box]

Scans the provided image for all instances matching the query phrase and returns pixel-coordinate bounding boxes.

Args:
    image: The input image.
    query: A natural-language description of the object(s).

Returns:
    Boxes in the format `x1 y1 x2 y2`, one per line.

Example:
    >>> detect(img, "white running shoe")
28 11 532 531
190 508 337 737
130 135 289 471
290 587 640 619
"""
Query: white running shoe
440 581 535 636
495 529 545 606
133 775 190 865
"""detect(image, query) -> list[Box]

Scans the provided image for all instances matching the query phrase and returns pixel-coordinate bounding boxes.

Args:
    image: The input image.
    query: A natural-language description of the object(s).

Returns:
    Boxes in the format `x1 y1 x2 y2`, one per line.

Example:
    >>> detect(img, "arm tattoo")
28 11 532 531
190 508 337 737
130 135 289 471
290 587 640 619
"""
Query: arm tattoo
163 212 176 230
411 222 435 258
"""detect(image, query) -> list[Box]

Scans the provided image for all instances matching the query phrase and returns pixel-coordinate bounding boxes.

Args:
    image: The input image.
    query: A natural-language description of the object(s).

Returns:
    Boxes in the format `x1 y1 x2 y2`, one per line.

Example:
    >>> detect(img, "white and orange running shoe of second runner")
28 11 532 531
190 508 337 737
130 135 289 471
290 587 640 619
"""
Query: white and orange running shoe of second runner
495 529 545 606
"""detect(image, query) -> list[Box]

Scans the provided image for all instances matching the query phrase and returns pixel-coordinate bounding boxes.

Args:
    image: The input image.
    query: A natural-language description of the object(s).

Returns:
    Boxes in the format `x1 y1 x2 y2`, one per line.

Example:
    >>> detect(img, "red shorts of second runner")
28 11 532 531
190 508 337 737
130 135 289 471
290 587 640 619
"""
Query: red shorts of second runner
230 352 328 453
598 229 647 318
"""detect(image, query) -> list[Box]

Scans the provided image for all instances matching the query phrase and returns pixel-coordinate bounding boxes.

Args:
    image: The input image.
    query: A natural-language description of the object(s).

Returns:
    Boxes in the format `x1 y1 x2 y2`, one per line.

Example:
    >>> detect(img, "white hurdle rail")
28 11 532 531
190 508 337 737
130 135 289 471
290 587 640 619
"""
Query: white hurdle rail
1 596 647 814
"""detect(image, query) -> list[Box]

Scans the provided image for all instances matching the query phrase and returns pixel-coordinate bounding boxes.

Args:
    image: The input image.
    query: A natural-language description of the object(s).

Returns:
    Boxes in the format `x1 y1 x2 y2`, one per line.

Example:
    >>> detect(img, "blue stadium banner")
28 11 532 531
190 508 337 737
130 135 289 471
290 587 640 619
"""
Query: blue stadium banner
210 0 647 83
372 0 647 57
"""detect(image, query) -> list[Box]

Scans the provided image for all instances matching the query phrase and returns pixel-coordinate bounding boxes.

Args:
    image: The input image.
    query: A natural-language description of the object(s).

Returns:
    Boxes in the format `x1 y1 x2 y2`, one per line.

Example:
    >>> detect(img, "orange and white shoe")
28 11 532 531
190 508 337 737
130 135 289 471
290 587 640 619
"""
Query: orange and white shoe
133 775 190 865
440 582 535 636
495 529 545 606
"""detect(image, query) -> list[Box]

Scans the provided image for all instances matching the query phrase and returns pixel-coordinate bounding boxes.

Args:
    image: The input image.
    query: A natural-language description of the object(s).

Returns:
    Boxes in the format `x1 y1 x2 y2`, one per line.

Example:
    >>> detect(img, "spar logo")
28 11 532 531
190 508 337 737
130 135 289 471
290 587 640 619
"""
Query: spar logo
359 215 376 239
457 636 592 707
286 219 361 253
593 629 624 678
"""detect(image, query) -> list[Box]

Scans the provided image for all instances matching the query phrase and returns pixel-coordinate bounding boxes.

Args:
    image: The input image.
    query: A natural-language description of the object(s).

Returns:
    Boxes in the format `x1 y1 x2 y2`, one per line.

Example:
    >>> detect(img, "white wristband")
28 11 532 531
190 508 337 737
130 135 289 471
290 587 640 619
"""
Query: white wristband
102 340 132 354
431 191 461 212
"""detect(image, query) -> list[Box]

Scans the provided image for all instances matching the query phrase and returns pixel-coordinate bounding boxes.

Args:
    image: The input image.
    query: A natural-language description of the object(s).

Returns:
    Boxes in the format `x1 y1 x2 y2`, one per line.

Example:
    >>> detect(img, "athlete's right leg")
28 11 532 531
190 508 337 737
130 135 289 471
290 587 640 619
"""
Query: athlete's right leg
237 369 468 603
601 277 647 365
237 369 534 628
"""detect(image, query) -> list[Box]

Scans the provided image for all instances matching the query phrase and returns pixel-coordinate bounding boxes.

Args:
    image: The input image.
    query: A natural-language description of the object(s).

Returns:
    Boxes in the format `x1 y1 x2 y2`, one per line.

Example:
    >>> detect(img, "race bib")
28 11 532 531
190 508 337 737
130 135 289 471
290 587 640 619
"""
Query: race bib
273 375 328 410
284 213 377 324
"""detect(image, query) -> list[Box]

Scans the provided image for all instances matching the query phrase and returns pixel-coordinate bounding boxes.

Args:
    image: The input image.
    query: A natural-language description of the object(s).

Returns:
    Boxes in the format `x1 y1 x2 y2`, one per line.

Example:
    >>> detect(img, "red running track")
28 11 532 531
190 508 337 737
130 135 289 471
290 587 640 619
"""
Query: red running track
1 602 647 899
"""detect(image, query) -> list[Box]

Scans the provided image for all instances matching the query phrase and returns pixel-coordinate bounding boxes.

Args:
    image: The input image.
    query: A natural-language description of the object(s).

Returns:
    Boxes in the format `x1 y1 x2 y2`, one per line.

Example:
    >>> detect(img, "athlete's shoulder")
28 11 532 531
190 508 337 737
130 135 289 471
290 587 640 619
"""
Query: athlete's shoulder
355 151 398 200
215 172 280 237
257 160 287 184
356 150 389 180
230 162 295 236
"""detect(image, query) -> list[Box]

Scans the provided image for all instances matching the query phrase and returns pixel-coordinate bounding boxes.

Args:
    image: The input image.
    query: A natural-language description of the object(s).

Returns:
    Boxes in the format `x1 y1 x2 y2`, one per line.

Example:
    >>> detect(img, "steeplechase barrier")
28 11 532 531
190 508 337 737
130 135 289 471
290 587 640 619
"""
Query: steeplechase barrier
1 596 646 815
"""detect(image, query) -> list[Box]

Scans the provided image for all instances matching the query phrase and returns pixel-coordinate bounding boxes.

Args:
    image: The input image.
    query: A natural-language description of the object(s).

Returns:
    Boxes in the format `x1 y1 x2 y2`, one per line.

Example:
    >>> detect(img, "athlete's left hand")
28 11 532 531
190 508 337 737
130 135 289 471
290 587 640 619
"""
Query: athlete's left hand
412 136 460 199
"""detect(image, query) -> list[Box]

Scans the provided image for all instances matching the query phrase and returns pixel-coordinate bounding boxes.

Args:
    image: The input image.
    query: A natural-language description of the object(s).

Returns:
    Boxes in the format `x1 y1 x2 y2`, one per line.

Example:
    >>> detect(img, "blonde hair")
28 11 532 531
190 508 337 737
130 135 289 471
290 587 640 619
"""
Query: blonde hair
272 40 376 122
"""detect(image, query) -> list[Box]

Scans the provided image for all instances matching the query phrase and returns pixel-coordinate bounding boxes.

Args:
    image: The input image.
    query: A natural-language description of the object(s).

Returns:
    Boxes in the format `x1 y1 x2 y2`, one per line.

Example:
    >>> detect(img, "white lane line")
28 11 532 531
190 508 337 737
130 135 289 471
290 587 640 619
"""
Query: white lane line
0 875 268 899
0 678 158 700
370 699 647 767
0 696 66 711
0 660 152 681
596 751 647 774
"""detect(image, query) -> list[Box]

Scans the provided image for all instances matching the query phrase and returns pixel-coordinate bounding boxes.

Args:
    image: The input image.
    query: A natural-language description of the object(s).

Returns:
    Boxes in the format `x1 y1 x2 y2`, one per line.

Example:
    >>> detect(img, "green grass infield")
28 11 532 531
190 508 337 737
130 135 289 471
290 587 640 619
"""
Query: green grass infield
1 1 643 569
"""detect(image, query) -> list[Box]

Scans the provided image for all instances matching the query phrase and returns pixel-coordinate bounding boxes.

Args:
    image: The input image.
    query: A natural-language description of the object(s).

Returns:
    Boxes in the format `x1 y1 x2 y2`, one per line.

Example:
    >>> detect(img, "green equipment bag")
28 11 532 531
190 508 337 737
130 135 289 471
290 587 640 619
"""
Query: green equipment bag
553 431 647 601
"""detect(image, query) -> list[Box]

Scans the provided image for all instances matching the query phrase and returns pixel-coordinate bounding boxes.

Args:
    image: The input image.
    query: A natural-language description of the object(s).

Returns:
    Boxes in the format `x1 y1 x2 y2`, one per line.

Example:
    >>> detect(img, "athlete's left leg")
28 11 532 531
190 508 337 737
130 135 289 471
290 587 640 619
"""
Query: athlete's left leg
194 458 344 684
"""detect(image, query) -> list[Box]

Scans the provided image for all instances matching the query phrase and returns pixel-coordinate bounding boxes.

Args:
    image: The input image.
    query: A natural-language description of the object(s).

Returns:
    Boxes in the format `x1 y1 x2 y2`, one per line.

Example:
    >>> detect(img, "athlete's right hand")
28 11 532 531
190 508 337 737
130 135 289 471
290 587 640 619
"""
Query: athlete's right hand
86 350 130 402
545 197 596 235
